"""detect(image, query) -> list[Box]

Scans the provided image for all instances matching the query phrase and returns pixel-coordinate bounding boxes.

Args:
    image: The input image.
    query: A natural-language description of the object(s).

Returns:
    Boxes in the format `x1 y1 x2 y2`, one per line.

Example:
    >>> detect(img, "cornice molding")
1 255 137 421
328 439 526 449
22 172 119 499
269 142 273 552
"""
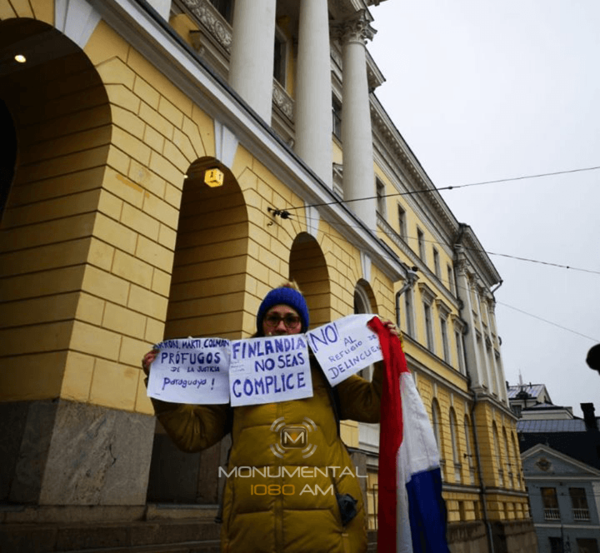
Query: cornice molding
418 281 437 303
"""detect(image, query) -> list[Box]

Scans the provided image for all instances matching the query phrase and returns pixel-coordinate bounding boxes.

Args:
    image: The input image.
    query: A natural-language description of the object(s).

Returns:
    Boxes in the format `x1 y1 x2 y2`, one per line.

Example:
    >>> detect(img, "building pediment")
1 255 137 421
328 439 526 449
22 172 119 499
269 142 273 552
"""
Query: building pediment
522 443 600 478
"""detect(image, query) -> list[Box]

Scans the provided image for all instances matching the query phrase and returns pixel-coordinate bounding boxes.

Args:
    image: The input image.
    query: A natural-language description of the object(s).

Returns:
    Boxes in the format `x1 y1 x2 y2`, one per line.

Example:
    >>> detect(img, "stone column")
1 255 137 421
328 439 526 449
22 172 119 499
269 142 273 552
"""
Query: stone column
229 0 277 123
489 301 509 403
474 285 494 393
336 11 376 230
294 0 333 186
454 252 487 391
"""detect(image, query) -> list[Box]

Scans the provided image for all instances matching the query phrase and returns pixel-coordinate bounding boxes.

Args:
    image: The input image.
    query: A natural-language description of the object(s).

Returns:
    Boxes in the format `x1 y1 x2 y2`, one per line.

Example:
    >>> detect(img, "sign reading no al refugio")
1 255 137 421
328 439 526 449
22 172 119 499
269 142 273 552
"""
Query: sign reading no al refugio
147 338 231 404
228 335 312 407
306 314 383 386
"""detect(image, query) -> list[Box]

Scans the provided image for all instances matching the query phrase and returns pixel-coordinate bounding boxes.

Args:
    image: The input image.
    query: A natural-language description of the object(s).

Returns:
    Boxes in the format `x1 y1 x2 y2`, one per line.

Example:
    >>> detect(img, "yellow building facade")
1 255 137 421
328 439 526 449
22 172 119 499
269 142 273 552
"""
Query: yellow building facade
0 1 535 551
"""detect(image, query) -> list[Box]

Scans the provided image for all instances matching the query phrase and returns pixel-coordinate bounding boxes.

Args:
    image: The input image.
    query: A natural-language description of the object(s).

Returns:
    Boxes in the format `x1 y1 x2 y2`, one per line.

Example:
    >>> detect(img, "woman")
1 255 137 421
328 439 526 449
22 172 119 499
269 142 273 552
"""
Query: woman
143 283 396 553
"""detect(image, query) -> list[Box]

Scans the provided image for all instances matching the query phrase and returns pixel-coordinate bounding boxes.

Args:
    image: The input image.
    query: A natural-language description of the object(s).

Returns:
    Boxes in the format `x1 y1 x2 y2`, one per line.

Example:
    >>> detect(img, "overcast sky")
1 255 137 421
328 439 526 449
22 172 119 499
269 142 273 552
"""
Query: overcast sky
369 0 600 417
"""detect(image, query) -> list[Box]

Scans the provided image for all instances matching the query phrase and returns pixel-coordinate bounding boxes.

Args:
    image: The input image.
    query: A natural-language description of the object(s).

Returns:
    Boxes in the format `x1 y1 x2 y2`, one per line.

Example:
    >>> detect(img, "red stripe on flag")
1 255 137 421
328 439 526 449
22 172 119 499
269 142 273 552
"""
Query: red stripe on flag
368 317 409 553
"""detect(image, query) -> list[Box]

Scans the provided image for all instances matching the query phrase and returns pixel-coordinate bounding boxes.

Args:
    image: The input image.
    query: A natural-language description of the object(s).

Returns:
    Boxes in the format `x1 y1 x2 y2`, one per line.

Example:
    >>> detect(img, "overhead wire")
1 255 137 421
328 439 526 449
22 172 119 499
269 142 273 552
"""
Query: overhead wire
270 212 600 342
496 302 600 342
284 209 600 276
281 164 600 212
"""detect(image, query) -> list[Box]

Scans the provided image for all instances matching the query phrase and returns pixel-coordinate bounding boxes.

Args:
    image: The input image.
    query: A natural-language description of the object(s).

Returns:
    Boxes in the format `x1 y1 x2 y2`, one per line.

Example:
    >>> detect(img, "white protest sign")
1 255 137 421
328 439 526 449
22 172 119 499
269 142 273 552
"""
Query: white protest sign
229 335 312 407
306 314 383 386
147 338 230 404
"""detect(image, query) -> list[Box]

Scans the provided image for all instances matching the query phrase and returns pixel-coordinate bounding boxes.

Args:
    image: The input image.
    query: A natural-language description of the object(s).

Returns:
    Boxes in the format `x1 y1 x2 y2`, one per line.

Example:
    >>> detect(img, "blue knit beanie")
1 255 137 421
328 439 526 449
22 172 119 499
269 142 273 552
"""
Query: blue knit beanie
256 286 310 335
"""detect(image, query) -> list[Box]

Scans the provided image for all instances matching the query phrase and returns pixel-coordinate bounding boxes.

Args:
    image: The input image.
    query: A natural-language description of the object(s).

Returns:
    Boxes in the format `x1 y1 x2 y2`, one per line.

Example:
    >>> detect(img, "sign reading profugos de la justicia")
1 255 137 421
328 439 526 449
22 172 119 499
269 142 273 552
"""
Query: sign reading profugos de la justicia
147 338 231 404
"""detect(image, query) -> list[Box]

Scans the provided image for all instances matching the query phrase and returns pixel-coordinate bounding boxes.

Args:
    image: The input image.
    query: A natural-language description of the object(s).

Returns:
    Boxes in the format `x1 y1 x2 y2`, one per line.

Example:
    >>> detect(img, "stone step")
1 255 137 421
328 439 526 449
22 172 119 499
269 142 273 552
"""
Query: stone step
2 519 378 552
68 540 221 553
0 519 221 553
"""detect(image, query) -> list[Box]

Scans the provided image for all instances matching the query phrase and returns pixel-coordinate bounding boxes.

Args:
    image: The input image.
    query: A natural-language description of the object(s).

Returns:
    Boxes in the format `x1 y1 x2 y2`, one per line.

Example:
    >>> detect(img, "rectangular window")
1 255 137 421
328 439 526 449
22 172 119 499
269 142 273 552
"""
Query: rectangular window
447 264 455 294
274 27 288 86
376 179 386 216
576 538 599 553
366 471 378 531
332 96 342 140
549 537 563 553
397 204 406 239
417 227 425 262
433 248 440 277
541 487 560 521
569 487 590 521
487 344 497 396
440 317 449 362
423 302 434 352
455 330 465 374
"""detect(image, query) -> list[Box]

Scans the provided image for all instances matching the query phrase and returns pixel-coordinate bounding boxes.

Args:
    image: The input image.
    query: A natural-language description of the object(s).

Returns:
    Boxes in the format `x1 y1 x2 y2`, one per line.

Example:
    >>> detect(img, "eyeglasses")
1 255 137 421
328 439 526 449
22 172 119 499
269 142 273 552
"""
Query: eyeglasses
264 314 301 329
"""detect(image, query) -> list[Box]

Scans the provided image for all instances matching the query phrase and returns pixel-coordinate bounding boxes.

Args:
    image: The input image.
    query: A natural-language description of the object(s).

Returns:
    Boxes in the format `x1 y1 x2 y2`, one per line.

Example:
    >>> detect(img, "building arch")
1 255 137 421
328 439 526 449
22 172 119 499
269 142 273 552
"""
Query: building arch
148 157 248 504
0 16 112 402
354 278 377 315
289 232 330 330
164 157 249 340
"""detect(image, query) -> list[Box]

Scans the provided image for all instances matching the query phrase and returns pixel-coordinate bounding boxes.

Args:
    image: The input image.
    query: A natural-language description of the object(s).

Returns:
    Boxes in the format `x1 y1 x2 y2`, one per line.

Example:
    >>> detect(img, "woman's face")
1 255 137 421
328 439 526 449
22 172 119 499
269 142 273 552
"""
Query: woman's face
262 304 302 336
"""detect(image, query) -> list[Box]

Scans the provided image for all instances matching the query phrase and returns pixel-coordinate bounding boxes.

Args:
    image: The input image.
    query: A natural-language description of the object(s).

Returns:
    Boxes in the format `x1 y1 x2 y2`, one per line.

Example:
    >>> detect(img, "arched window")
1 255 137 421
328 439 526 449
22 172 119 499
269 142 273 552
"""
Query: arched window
503 427 513 488
354 283 375 380
449 408 461 482
492 422 503 486
463 415 476 484
512 432 523 489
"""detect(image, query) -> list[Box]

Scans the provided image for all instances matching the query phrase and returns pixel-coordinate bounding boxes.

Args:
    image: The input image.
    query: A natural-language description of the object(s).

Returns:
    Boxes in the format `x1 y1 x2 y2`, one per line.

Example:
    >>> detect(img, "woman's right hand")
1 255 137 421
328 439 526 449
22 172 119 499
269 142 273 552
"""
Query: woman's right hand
141 349 159 376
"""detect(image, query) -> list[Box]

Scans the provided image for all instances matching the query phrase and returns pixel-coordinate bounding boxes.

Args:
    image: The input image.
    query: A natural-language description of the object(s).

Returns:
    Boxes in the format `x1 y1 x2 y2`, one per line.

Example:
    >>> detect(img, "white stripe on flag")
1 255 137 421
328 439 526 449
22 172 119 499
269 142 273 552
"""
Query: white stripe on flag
397 372 441 552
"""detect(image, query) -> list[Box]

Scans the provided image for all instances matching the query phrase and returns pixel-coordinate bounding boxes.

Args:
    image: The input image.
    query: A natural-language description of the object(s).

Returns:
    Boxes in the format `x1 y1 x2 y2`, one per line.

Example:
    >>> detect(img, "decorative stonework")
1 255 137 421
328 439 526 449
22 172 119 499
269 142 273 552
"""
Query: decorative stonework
181 0 232 52
535 457 551 472
454 247 469 276
272 80 294 122
333 10 376 46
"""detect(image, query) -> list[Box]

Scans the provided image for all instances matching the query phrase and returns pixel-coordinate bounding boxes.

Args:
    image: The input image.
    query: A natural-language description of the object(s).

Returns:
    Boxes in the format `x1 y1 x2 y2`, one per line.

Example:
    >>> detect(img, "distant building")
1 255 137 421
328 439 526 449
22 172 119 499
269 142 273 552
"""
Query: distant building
509 384 600 553
508 383 574 420
522 444 600 553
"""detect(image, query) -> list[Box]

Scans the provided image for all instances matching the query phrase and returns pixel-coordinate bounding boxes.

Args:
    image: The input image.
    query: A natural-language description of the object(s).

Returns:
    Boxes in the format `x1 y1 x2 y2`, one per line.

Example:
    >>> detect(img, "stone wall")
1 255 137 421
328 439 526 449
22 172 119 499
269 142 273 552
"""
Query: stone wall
448 521 489 553
1 400 154 506
492 520 538 553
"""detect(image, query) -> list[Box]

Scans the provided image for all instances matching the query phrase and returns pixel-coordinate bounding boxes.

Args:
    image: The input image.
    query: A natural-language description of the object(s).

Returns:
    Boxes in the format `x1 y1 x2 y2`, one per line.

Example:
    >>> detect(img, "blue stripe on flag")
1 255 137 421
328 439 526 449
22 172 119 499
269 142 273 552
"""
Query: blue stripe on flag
406 467 450 553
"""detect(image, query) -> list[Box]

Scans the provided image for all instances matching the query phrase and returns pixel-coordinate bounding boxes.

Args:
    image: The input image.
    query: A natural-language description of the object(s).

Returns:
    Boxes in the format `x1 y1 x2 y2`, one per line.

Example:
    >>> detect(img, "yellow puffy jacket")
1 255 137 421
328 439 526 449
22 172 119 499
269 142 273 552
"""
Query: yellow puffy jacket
152 355 382 553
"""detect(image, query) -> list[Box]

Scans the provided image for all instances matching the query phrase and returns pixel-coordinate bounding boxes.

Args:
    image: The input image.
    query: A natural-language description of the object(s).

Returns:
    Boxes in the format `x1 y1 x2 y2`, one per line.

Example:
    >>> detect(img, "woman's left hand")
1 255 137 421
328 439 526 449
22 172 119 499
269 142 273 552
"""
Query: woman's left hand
382 320 402 342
